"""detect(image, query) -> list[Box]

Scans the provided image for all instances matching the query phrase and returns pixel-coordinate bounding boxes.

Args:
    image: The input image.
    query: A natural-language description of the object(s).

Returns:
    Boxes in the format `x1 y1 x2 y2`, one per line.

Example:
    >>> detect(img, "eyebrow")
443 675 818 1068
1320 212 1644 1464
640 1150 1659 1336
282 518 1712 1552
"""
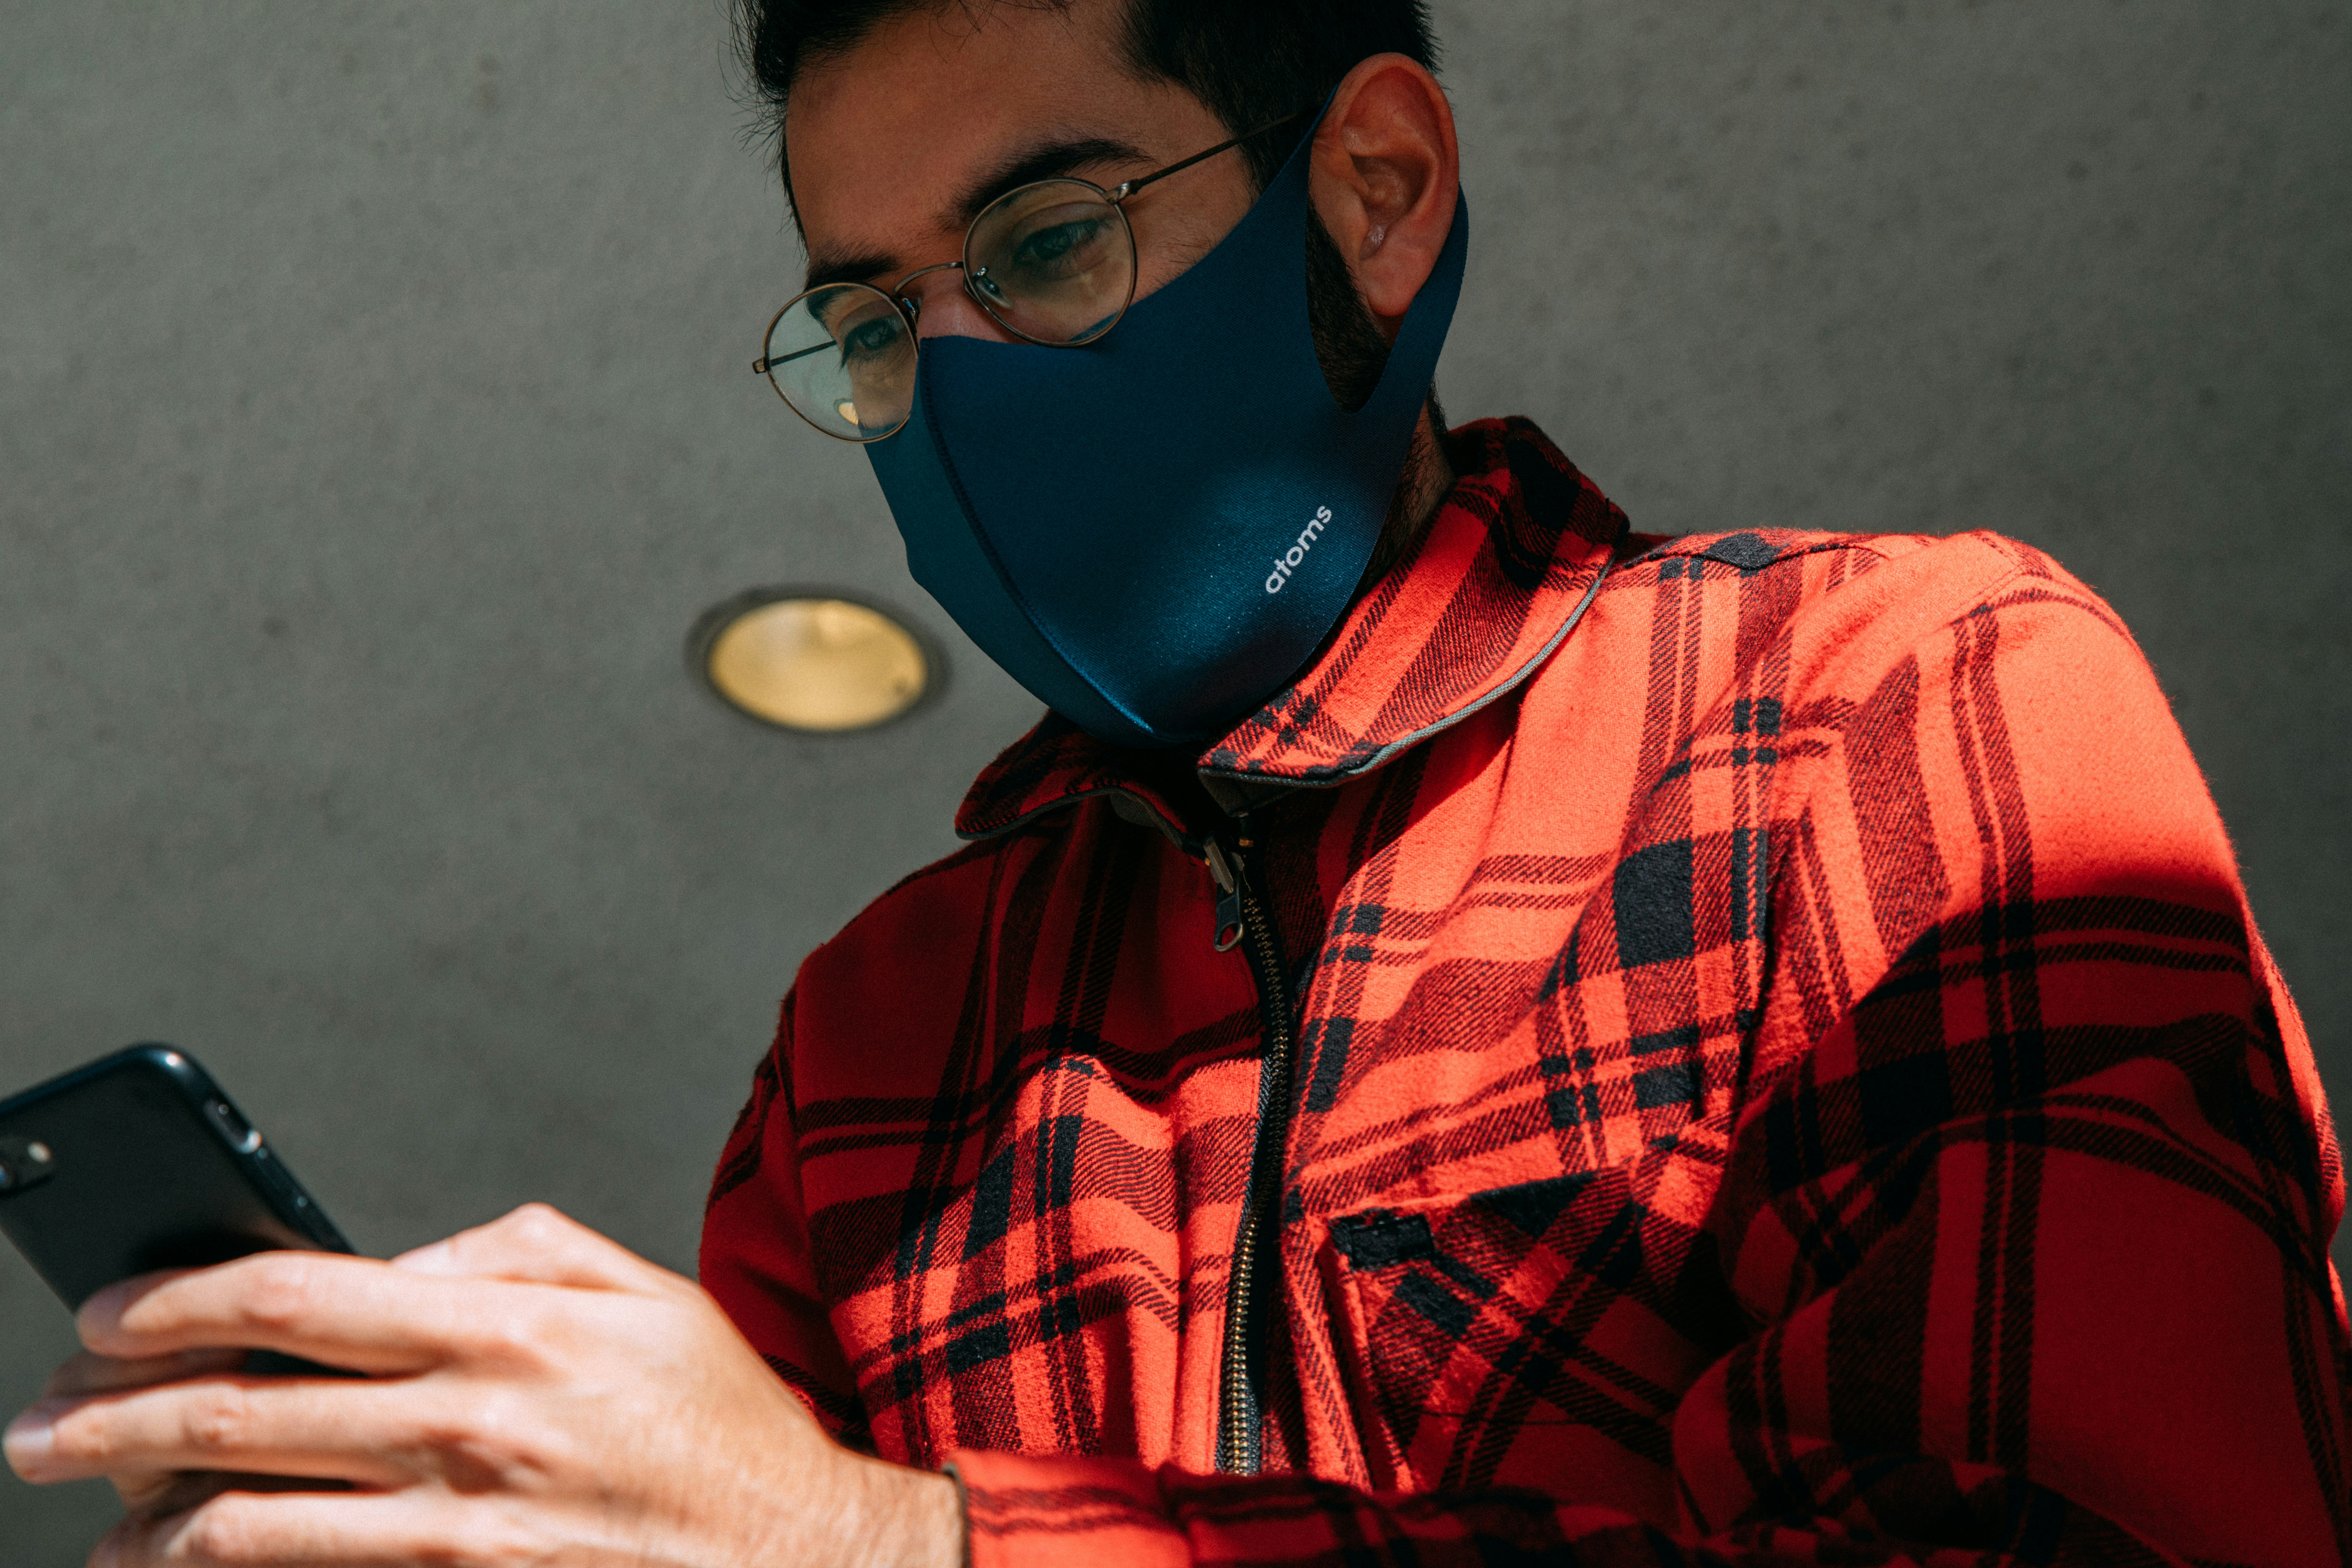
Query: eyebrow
801 133 1154 292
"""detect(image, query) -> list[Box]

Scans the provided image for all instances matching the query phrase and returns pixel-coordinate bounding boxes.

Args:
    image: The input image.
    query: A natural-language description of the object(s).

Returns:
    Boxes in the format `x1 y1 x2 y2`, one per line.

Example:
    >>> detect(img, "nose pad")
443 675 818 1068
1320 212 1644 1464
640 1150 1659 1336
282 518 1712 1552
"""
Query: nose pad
966 266 1012 309
903 273 1017 343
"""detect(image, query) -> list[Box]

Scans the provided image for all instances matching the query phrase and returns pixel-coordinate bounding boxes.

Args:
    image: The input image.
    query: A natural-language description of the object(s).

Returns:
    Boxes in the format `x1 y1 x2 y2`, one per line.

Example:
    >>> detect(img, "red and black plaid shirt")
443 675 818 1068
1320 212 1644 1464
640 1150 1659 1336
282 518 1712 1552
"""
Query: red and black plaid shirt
702 419 2350 1567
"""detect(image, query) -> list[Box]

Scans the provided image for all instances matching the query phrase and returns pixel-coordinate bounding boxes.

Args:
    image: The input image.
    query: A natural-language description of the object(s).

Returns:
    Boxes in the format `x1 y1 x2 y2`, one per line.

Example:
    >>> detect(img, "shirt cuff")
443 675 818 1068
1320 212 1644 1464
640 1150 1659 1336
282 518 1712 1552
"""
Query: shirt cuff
942 1450 1188 1568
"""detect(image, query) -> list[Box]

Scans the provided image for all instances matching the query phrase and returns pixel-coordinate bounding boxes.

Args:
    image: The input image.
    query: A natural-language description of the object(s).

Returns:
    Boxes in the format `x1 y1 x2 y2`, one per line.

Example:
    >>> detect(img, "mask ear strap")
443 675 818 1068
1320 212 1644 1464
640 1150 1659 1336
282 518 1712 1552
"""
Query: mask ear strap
1350 189 1469 428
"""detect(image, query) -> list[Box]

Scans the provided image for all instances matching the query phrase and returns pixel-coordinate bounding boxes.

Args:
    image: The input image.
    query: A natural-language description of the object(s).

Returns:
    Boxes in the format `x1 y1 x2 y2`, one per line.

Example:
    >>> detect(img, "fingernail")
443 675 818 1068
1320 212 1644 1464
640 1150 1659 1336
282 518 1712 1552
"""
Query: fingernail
75 1280 131 1344
4 1407 56 1475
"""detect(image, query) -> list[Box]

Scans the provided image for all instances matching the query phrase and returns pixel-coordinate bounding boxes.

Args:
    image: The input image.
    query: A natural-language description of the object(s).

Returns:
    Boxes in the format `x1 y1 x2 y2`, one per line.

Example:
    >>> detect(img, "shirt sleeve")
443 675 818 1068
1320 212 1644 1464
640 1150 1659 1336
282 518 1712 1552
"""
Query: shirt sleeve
701 986 876 1452
943 556 2352 1567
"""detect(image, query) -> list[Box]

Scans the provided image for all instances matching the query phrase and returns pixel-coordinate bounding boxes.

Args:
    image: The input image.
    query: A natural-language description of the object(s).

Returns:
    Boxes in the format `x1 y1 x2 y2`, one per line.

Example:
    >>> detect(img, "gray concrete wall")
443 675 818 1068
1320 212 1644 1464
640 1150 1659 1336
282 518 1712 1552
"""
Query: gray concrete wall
2 2 2344 1557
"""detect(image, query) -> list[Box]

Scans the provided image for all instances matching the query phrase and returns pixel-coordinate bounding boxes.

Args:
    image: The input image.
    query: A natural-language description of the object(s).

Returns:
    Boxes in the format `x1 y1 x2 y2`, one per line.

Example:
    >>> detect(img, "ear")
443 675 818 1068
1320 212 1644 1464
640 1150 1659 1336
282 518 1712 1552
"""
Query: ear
1306 53 1460 334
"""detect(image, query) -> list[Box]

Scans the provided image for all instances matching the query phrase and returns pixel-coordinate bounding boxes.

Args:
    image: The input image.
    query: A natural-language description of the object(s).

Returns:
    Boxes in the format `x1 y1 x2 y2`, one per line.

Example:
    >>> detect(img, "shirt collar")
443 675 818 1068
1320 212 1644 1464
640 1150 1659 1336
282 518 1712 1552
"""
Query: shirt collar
955 416 1628 843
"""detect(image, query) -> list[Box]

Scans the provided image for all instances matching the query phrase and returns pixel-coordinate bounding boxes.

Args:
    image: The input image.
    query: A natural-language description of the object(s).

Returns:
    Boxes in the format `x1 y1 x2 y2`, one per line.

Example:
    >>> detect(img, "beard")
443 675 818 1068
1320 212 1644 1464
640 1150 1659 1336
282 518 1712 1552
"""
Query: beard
1304 211 1393 413
1305 211 1450 591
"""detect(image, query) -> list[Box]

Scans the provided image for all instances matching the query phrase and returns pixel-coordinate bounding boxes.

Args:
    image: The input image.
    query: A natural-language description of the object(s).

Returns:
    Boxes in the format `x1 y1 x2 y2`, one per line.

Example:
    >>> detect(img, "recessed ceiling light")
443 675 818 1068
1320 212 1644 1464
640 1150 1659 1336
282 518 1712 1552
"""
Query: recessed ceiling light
689 590 935 733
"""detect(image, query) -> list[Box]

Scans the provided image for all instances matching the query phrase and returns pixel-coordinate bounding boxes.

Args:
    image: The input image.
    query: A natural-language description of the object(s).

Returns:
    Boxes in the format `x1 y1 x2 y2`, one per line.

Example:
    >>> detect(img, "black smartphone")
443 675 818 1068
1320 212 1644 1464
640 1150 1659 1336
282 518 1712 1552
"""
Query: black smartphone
0 1044 352 1313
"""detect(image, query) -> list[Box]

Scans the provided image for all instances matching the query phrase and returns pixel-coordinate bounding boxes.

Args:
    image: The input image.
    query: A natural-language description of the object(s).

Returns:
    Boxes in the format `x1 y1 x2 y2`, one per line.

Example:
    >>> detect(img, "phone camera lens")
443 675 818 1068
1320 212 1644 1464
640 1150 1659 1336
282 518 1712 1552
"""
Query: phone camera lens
0 1135 55 1193
205 1099 262 1155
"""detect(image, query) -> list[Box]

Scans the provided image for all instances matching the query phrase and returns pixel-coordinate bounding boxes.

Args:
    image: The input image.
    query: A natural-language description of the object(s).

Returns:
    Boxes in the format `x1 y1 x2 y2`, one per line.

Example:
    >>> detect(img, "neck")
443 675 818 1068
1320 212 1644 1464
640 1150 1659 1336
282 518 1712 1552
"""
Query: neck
1352 400 1458 600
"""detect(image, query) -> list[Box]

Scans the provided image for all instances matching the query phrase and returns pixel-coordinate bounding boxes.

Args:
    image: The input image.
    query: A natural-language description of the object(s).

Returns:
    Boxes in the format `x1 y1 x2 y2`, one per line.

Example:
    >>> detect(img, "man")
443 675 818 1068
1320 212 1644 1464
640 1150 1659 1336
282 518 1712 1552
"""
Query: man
8 2 2347 1564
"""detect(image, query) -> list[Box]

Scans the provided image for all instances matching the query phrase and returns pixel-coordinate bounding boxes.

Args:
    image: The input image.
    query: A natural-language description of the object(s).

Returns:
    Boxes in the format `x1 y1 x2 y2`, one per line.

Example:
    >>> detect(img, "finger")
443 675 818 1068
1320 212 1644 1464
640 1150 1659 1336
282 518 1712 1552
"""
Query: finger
9 1373 426 1490
118 1467 236 1518
79 1255 542 1375
41 1348 248 1399
28 1348 250 1497
111 1469 341 1519
390 1201 676 1295
105 1487 528 1568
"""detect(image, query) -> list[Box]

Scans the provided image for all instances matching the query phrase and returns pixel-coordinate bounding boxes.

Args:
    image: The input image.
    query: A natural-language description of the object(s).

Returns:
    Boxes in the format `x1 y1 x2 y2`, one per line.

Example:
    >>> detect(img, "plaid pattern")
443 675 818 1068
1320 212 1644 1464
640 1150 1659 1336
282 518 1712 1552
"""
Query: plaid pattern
702 418 2350 1567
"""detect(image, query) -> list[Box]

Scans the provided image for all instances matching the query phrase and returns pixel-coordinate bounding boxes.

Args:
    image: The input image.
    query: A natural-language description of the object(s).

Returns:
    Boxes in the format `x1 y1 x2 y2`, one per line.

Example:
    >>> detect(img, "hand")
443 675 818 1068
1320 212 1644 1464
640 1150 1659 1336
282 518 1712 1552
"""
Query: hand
4 1204 963 1568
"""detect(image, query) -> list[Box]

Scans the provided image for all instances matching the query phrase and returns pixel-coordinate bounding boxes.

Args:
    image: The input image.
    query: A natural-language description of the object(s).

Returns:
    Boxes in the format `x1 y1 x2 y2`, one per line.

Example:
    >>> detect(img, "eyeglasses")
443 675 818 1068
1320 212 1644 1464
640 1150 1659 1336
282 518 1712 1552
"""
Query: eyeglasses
752 110 1309 444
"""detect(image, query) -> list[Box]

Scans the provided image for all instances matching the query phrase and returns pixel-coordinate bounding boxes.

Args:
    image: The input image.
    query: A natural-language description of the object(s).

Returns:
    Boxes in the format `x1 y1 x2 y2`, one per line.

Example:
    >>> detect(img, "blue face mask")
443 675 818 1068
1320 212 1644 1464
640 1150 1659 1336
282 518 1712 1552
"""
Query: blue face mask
867 113 1470 750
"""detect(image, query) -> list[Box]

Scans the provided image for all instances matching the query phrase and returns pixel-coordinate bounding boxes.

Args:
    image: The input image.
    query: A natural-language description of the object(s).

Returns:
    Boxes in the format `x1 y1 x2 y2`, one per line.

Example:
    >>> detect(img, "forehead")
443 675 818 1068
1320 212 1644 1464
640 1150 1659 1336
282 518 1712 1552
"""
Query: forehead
783 3 1224 264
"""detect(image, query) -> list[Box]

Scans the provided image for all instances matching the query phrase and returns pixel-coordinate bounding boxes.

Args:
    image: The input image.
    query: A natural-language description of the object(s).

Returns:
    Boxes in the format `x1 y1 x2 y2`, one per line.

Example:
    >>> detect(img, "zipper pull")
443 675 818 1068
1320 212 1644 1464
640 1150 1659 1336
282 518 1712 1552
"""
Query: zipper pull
1205 839 1244 952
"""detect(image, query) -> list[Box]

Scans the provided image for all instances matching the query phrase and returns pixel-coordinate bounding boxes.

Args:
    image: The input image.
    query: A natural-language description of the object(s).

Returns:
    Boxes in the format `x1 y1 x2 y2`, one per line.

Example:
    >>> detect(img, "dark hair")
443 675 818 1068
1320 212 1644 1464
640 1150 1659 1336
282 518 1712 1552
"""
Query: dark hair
735 0 1438 192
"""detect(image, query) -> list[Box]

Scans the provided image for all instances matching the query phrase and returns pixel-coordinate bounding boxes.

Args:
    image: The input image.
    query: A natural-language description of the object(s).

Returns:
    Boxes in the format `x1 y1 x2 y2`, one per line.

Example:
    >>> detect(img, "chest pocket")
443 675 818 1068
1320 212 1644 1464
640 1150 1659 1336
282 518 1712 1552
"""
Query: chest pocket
1316 1164 1726 1521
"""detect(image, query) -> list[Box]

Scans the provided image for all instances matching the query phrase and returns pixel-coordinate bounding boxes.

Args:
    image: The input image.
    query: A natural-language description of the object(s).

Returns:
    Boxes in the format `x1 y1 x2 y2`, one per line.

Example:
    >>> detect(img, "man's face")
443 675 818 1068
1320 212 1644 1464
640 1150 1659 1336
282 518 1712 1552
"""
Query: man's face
783 0 1259 346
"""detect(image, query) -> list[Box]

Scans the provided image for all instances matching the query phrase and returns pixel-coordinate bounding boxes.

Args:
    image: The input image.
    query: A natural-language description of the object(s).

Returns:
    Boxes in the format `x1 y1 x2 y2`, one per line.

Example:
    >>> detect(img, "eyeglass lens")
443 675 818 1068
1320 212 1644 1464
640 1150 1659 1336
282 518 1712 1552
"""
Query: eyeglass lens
964 180 1136 346
765 284 917 441
764 179 1140 442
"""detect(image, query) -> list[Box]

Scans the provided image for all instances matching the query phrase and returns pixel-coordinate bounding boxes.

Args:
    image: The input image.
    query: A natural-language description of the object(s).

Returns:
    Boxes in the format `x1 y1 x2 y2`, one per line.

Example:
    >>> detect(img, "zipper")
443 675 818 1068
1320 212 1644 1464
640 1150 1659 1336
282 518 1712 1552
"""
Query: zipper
1208 829 1298 1475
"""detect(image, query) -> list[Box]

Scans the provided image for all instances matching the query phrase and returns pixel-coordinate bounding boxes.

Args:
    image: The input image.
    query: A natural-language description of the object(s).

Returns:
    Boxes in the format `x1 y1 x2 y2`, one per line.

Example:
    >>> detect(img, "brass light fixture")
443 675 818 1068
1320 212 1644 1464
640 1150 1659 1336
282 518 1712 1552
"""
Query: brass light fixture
689 589 936 733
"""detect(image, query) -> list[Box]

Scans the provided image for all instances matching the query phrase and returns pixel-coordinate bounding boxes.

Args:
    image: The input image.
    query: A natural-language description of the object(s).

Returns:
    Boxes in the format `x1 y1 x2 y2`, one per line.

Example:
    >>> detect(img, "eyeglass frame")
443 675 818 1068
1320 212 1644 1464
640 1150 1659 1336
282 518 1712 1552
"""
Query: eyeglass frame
751 107 1313 442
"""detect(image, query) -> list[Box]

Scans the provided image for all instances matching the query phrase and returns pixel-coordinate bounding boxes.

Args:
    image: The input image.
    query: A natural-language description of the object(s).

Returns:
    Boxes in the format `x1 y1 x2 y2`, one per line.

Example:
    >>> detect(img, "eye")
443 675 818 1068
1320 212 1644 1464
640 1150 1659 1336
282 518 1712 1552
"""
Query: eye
1008 214 1116 281
838 312 906 364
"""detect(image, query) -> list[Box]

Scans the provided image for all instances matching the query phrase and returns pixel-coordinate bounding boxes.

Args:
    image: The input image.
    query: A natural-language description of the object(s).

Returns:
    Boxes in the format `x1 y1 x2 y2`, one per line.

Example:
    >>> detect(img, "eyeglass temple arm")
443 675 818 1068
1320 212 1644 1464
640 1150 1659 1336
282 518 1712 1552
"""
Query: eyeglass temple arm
752 340 838 374
756 265 947 372
1108 107 1315 203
